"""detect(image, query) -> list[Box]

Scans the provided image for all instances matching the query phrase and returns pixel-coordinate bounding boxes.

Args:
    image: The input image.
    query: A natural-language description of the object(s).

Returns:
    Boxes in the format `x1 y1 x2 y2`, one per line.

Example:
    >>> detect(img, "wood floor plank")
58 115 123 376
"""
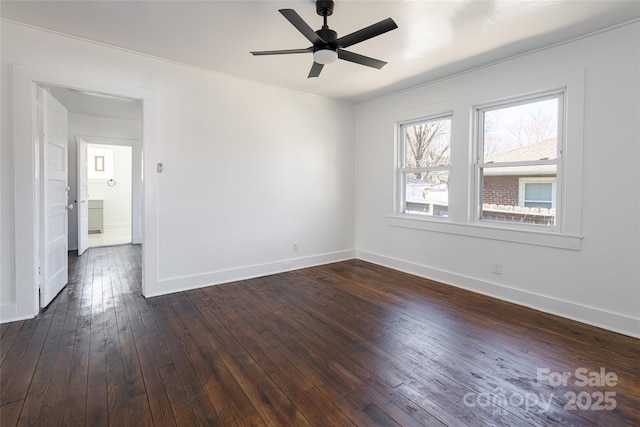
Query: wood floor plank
127 393 154 427
60 249 94 426
127 326 176 426
167 292 310 427
199 285 359 427
108 248 148 398
215 287 422 425
38 311 77 425
328 261 640 424
0 400 23 426
1 306 57 406
107 248 176 426
280 269 589 426
160 295 265 425
85 248 109 427
154 298 226 425
0 322 25 365
16 289 70 425
158 363 202 425
237 279 448 426
2 246 639 426
193 285 390 425
245 275 519 426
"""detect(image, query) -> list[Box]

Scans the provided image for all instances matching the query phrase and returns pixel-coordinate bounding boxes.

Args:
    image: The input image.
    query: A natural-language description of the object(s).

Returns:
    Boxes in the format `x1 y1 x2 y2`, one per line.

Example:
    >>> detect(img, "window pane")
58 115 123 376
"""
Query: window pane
483 98 558 162
404 118 451 168
403 171 448 217
525 182 552 202
88 146 114 179
95 156 105 171
481 165 556 226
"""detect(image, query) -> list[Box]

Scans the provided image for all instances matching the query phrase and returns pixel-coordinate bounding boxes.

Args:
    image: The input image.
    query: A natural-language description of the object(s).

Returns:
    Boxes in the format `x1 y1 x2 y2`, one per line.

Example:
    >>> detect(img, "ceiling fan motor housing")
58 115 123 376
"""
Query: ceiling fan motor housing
316 0 334 17
316 27 338 47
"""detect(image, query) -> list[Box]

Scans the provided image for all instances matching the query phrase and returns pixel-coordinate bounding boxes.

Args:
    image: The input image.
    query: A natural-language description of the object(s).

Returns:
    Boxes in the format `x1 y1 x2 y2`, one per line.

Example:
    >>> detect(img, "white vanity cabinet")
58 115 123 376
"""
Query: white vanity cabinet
88 199 103 234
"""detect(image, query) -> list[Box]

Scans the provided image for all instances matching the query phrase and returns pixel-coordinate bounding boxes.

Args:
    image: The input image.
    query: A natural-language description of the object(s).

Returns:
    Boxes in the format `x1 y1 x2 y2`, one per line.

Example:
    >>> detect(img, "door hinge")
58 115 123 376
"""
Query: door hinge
37 266 43 289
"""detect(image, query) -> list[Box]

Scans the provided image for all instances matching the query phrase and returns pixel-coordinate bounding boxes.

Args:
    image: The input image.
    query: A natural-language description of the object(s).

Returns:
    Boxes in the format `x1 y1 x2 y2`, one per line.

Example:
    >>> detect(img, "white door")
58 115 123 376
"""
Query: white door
40 89 70 308
77 137 89 255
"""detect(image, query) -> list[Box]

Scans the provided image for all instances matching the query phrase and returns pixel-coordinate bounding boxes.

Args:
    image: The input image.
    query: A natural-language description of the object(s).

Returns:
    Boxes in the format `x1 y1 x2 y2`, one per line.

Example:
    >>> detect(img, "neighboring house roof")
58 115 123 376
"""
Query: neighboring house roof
405 177 430 185
484 138 557 175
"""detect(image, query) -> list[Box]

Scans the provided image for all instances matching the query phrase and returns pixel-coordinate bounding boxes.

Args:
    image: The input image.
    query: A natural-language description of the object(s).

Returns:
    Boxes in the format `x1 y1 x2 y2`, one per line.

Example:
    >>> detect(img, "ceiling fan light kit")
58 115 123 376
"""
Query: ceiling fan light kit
313 49 338 65
251 0 397 78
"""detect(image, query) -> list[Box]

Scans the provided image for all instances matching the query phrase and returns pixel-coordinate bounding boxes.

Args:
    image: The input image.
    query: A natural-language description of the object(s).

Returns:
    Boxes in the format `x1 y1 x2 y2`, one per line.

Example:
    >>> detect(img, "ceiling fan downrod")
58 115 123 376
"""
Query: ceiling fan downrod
316 0 335 40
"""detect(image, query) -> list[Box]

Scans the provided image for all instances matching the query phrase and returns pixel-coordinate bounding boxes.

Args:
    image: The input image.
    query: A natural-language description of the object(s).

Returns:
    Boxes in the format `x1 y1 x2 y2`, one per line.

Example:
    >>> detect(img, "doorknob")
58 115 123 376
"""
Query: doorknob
66 204 74 210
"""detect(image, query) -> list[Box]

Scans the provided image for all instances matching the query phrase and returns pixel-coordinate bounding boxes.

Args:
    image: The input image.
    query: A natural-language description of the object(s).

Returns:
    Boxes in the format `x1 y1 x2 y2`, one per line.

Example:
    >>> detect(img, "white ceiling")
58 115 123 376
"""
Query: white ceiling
47 86 143 121
3 1 639 103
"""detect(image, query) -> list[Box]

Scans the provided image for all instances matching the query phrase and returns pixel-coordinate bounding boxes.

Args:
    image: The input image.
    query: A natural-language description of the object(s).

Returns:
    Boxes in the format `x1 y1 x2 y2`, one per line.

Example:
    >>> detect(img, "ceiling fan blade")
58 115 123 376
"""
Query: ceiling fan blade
279 9 325 45
251 48 312 56
338 50 387 69
308 62 324 78
336 17 398 48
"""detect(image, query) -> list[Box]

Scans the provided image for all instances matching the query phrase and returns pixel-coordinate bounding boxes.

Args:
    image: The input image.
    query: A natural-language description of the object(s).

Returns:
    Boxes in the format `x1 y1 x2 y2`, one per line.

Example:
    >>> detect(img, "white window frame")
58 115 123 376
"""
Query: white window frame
389 69 585 251
88 146 114 180
518 177 556 209
397 113 452 218
474 90 565 232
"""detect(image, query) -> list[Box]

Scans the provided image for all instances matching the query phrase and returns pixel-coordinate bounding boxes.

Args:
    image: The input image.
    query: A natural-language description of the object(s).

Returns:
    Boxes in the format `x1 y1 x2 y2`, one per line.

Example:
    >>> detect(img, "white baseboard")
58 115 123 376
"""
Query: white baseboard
146 249 357 298
356 249 640 339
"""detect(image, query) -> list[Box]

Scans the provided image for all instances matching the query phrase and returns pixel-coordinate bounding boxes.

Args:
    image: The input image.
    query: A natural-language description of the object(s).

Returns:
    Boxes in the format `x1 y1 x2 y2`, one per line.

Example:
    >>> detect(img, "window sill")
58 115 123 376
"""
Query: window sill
387 215 583 250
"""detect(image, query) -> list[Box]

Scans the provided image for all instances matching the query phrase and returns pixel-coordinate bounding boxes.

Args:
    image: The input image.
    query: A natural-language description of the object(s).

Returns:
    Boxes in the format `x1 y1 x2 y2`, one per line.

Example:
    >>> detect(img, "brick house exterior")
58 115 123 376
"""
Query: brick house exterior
482 175 519 206
481 138 557 225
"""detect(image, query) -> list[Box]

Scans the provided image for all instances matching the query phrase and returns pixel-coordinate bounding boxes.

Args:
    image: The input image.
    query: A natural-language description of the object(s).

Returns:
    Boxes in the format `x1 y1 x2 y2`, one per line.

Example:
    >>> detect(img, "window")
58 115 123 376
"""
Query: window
475 91 563 228
88 146 114 179
397 115 452 217
95 155 105 172
390 70 583 249
519 177 556 209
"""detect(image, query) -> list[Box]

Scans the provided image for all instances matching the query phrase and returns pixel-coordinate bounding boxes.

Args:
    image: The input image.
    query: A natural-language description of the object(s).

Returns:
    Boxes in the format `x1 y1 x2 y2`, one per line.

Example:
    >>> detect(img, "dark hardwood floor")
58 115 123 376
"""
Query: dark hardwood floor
1 244 639 426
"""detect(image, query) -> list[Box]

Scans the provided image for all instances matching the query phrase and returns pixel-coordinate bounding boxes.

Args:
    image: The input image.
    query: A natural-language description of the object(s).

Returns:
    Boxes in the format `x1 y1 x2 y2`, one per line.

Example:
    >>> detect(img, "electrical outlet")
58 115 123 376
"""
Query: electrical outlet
292 242 299 252
492 261 502 275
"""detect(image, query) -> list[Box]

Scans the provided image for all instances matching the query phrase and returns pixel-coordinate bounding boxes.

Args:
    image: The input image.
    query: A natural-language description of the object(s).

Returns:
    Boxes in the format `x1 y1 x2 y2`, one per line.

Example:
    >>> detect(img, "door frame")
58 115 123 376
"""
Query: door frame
76 136 142 249
76 137 89 255
8 64 158 322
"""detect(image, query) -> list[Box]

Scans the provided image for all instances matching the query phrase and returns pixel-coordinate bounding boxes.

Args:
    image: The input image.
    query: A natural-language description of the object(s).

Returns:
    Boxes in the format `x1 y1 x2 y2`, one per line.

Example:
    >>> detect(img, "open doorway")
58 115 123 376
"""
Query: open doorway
41 85 142 303
10 64 157 322
45 86 144 258
86 142 133 247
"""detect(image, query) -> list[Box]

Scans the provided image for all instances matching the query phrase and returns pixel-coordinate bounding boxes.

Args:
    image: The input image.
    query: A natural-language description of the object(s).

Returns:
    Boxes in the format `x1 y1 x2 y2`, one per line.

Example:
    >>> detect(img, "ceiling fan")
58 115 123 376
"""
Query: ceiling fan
251 0 398 78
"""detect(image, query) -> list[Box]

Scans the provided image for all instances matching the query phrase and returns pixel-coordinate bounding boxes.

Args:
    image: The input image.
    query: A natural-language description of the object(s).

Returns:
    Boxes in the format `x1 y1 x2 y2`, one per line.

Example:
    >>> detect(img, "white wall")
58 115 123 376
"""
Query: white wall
66 113 142 249
1 21 355 320
355 22 640 337
87 144 132 233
